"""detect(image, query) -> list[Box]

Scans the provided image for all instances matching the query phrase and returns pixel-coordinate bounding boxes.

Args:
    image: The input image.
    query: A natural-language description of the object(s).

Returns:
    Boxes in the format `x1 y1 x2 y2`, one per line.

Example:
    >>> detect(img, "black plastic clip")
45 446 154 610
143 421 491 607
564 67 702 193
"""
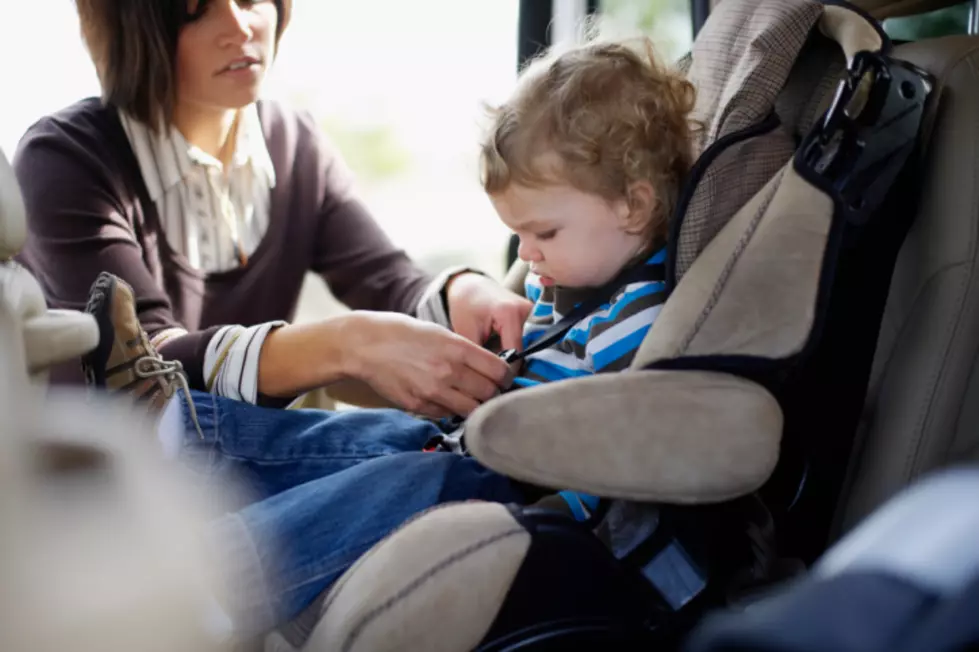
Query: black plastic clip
797 50 933 225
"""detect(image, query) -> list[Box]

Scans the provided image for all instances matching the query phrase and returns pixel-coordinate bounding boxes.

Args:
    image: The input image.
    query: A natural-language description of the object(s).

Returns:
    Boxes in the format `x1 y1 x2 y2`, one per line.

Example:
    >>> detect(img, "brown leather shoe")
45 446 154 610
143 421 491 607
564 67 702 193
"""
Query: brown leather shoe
81 272 202 437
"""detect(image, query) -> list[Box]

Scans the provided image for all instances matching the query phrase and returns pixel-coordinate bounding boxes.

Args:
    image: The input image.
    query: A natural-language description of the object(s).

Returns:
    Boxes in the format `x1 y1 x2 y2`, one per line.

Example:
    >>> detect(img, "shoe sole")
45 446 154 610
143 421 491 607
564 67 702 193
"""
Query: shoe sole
80 272 118 389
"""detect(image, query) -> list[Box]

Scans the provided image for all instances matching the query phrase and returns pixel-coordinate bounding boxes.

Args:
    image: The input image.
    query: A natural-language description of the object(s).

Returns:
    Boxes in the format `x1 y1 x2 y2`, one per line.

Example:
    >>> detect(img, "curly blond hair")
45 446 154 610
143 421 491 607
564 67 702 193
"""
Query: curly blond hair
480 37 698 240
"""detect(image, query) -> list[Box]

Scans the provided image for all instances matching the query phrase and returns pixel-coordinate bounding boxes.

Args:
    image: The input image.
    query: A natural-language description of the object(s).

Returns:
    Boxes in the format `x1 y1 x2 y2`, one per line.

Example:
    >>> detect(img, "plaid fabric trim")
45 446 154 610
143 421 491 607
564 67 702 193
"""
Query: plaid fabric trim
676 0 828 280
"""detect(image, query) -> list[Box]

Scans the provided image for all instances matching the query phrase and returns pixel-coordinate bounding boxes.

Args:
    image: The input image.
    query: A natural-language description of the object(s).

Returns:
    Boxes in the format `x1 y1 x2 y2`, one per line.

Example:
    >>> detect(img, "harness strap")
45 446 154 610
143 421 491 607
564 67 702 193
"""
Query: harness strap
427 258 666 451
500 260 667 366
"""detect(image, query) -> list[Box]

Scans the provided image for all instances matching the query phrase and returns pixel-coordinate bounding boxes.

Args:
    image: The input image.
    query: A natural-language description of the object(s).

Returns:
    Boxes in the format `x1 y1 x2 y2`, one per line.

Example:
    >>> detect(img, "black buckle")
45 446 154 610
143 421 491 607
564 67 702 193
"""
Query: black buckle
422 435 445 452
797 50 933 224
499 348 521 365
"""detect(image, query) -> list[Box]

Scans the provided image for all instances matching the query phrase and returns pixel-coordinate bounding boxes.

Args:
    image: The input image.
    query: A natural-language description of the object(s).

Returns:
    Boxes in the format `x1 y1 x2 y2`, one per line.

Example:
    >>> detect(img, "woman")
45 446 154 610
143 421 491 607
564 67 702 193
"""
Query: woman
12 0 535 640
15 0 530 418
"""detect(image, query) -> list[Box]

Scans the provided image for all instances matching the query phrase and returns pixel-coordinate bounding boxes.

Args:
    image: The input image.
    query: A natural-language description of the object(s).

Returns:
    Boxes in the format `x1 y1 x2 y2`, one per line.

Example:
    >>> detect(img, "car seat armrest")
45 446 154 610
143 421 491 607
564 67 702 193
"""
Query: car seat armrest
306 502 530 652
465 370 783 504
22 309 99 375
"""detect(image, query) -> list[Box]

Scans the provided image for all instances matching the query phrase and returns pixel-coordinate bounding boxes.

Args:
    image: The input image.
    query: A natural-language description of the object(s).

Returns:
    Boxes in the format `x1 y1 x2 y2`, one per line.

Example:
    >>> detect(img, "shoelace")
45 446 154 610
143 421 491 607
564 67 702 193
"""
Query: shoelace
134 356 205 440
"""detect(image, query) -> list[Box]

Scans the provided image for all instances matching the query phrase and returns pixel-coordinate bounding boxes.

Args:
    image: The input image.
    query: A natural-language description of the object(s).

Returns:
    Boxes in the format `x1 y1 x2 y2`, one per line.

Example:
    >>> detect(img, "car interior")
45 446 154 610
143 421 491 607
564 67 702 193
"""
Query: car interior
1 0 978 650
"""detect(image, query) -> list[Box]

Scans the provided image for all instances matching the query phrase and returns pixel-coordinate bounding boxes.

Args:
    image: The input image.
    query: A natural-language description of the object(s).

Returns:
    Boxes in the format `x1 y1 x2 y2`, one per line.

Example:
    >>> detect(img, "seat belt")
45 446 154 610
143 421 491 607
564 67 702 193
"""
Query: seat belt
423 258 666 453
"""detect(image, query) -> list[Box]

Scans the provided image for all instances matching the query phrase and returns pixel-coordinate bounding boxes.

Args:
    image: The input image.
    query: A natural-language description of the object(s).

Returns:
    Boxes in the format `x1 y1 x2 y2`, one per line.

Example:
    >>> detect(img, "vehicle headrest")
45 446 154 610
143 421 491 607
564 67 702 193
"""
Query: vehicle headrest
0 148 27 261
851 0 964 19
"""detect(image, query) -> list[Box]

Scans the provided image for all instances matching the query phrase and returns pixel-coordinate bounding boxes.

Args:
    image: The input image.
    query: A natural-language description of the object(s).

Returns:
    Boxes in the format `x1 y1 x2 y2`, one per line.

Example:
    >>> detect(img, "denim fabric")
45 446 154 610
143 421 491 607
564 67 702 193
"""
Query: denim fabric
174 391 523 638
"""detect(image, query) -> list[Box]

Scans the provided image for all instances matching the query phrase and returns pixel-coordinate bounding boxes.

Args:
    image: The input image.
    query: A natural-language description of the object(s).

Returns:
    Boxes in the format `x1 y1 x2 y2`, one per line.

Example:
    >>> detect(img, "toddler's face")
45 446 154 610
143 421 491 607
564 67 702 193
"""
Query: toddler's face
491 181 648 289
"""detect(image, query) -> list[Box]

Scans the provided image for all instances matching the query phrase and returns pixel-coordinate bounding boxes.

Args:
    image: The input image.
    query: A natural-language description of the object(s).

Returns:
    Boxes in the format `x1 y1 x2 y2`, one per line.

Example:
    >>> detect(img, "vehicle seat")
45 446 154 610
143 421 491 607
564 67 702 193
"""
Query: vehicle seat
833 0 979 533
0 146 223 651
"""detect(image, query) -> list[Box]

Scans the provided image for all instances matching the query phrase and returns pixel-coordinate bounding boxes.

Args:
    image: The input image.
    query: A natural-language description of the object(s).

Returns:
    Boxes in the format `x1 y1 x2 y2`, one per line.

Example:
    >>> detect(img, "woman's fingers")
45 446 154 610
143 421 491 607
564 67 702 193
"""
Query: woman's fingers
412 400 451 420
494 300 533 352
419 385 479 418
451 365 500 404
453 338 511 388
353 312 516 417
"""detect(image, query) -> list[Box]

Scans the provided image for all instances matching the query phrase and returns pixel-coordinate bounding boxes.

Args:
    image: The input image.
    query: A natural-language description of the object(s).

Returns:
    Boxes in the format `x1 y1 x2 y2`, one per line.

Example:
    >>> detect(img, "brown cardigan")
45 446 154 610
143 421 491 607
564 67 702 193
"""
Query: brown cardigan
14 98 434 389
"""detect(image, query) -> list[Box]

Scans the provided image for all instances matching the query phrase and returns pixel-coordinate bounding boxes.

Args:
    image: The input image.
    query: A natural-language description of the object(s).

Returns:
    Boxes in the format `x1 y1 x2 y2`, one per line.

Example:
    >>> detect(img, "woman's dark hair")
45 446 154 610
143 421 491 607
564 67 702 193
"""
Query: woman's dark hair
76 0 290 129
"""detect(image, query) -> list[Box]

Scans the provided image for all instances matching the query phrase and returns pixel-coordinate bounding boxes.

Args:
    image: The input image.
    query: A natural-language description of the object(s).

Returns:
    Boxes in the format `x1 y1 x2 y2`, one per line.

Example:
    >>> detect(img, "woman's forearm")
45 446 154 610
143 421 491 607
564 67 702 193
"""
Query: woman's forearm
257 315 363 398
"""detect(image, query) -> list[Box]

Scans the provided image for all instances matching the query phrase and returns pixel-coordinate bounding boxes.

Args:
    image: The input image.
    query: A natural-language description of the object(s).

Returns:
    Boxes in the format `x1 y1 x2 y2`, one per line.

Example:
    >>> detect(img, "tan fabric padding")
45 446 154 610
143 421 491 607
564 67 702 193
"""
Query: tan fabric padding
0 148 27 261
774 34 847 139
306 502 530 652
852 0 963 19
635 165 833 367
819 5 884 63
1 261 99 382
466 370 782 503
836 36 979 532
23 309 100 376
0 260 46 323
676 0 825 278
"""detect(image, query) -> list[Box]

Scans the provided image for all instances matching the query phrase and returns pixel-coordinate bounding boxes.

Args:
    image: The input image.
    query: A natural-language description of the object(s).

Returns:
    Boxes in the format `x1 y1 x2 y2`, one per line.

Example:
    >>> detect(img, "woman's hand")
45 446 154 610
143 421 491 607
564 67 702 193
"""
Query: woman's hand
446 272 533 352
343 311 513 418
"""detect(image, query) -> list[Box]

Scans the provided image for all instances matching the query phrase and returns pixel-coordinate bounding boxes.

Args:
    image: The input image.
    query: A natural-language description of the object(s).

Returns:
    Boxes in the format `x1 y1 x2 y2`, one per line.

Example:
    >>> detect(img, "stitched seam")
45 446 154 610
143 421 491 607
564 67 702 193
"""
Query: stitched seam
342 528 526 652
318 503 470 619
678 168 785 354
868 259 967 406
278 541 380 608
875 266 968 481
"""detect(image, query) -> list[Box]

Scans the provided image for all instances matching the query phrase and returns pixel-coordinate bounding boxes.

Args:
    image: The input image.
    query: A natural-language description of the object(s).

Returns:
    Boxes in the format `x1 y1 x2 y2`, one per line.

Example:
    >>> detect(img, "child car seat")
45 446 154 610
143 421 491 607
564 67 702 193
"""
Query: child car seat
289 0 958 649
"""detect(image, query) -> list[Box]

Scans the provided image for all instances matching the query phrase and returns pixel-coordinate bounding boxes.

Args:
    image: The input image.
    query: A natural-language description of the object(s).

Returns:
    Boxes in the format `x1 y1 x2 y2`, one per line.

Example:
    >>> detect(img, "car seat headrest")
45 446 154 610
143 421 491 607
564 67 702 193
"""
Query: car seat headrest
852 0 966 20
0 148 28 262
672 0 886 281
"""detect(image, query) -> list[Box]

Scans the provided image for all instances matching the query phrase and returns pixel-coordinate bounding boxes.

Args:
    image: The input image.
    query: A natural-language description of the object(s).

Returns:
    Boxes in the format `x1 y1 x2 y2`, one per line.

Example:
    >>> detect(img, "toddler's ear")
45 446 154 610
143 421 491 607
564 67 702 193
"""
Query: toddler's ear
622 181 656 234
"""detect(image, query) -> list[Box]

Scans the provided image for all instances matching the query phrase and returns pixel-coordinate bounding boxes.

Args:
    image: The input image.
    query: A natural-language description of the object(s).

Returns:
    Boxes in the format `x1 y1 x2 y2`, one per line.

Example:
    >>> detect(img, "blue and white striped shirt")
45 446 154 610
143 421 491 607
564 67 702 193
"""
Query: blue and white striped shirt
514 248 668 389
511 248 668 523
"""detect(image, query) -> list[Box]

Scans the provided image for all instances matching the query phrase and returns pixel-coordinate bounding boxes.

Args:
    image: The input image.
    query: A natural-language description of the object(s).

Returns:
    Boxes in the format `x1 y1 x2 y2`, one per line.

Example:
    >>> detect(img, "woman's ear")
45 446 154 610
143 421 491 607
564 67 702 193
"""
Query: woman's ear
621 181 656 234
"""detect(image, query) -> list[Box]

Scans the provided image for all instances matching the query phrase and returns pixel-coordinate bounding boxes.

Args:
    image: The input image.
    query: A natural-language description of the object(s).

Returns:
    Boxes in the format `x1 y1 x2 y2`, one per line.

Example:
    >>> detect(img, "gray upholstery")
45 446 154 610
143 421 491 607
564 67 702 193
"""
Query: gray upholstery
834 31 979 532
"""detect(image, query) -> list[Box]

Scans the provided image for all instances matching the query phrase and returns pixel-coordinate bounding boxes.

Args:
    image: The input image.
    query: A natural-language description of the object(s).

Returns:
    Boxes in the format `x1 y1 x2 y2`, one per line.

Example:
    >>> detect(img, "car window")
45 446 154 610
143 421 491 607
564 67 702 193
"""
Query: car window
883 1 972 40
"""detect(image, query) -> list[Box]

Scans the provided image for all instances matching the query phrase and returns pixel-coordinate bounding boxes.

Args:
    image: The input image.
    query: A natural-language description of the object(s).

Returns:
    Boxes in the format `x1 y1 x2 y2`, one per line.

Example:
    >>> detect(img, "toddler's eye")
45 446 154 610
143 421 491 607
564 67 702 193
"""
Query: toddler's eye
536 229 557 241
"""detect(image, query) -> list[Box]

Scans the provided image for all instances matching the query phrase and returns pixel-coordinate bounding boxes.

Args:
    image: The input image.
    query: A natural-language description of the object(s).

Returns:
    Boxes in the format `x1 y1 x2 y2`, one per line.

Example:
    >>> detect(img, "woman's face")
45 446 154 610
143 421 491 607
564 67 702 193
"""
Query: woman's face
176 0 279 113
